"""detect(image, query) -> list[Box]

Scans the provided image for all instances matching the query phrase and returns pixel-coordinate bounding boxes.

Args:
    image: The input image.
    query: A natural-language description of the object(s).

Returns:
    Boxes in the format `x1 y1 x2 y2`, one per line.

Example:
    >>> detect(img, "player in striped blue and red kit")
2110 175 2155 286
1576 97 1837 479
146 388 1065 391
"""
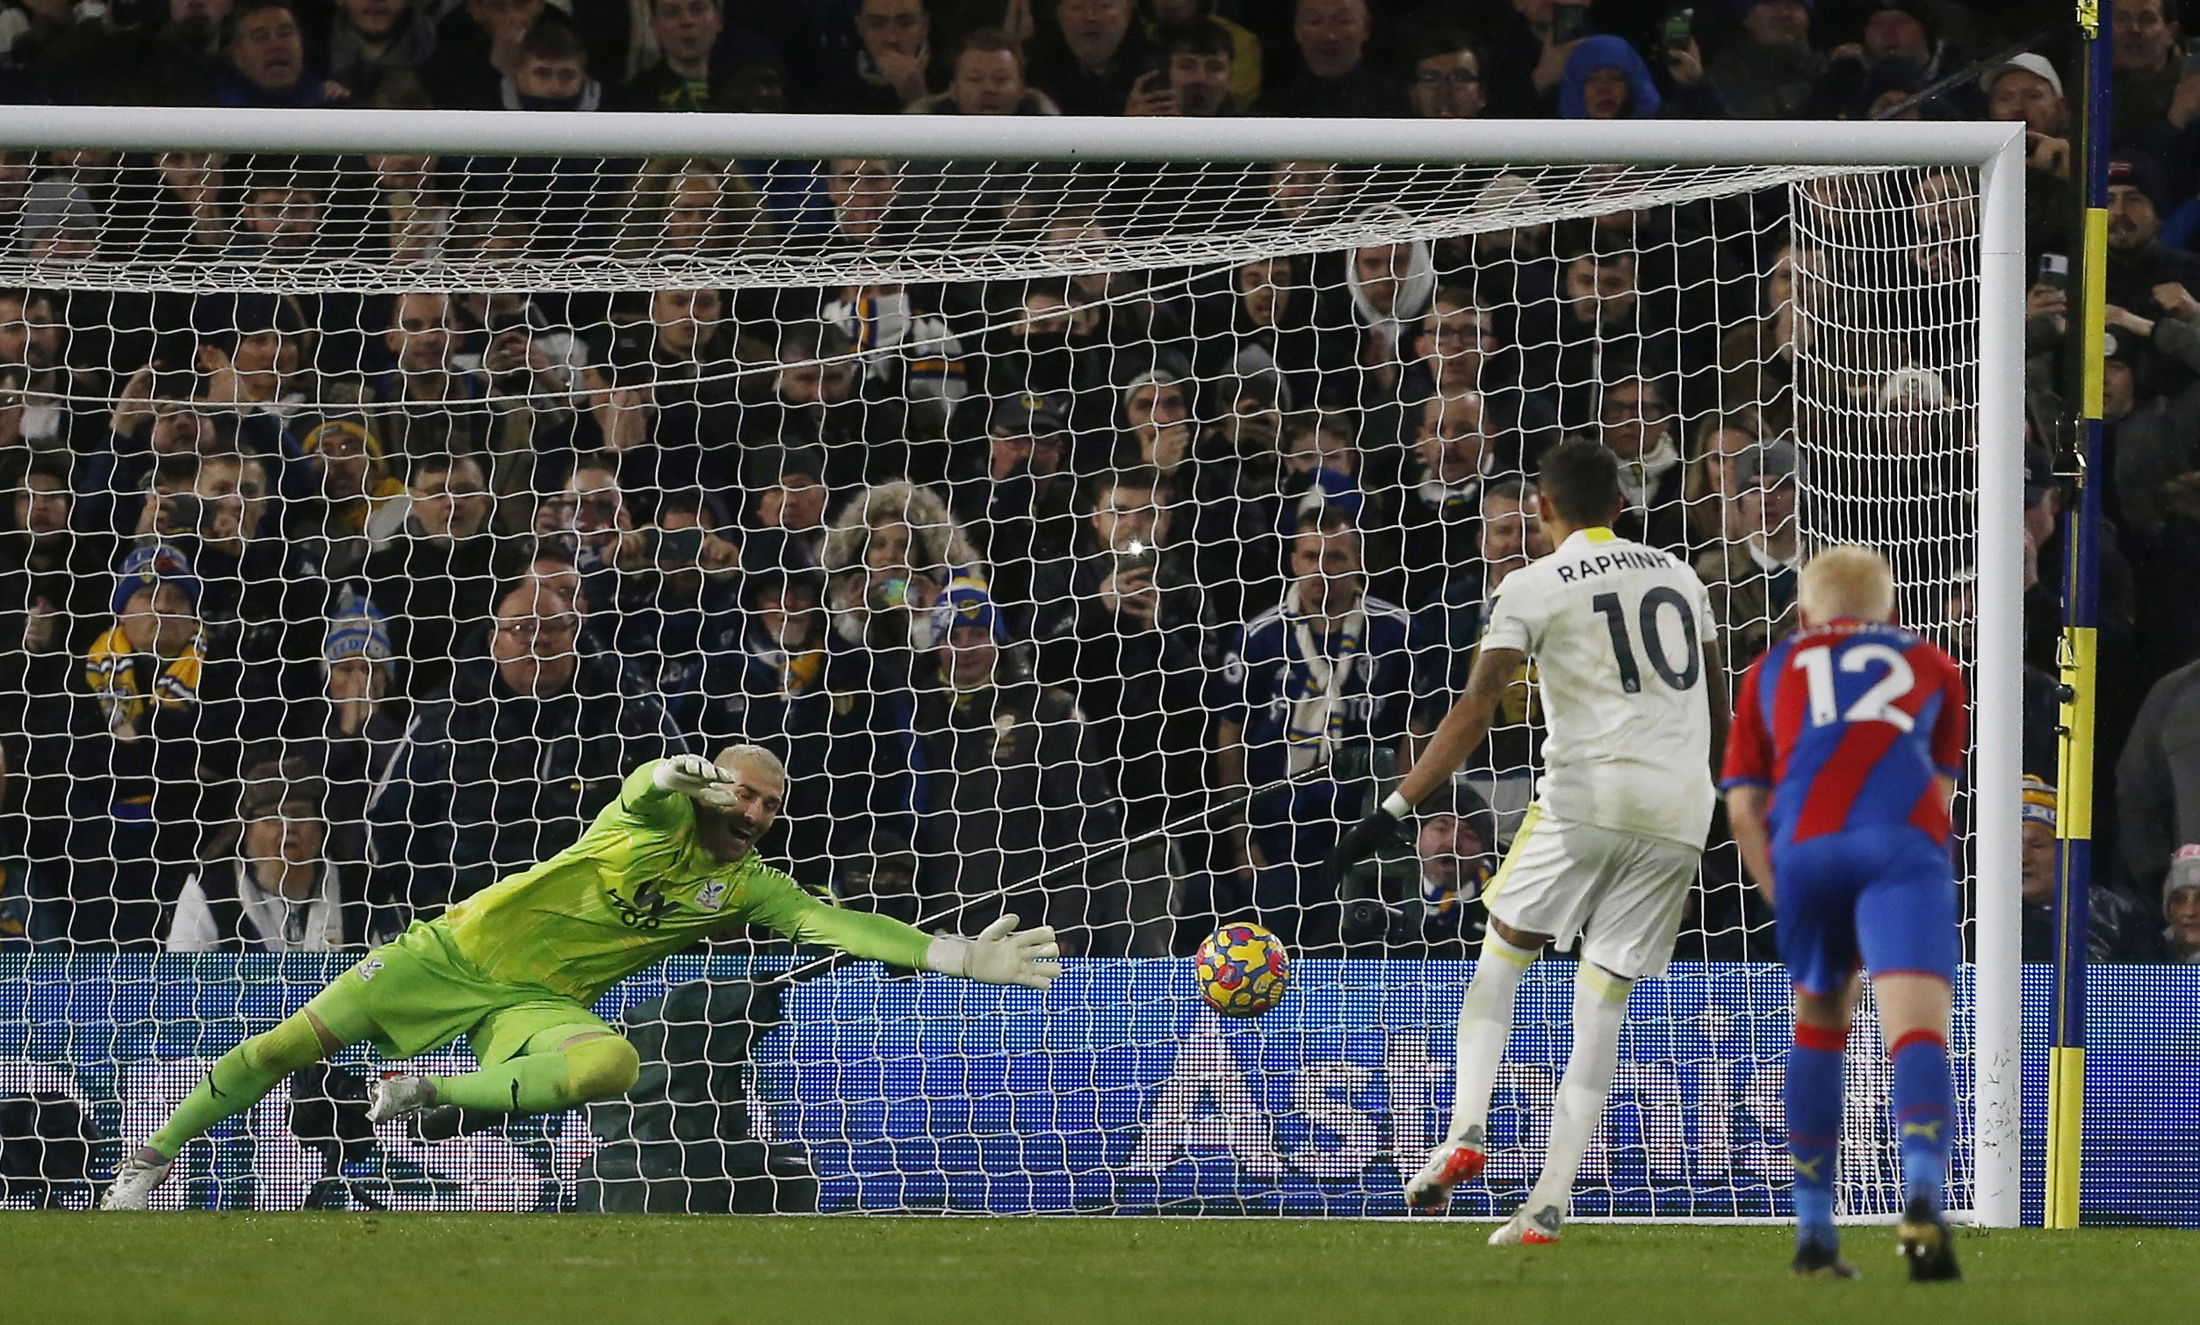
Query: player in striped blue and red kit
1722 546 1965 1282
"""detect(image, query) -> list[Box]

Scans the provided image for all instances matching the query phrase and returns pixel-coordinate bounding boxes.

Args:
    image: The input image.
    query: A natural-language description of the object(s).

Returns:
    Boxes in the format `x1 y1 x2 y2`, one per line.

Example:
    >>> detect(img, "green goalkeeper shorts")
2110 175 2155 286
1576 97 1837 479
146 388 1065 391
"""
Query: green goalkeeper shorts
306 919 615 1067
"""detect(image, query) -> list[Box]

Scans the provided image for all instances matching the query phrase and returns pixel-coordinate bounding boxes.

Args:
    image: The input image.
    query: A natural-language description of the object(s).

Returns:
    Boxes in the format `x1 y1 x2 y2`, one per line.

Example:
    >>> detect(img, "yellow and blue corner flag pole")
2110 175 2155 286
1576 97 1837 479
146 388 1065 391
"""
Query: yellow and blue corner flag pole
2049 0 2112 1232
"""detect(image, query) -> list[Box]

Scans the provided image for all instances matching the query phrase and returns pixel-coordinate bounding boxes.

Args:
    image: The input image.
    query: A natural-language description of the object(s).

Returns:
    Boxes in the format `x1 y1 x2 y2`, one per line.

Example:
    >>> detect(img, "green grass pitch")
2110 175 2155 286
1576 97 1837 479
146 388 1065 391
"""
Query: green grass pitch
13 1214 2191 1324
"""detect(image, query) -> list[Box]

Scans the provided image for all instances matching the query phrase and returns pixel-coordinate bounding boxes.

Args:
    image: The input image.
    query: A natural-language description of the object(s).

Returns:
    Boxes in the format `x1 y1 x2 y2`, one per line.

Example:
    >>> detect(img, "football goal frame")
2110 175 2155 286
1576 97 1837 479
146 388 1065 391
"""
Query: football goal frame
0 108 2026 1227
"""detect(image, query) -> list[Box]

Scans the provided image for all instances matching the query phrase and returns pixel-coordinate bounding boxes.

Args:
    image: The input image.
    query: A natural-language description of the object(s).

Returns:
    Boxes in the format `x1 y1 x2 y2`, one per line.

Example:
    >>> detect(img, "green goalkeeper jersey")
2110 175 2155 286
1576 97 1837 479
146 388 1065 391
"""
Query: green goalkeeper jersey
434 760 932 1003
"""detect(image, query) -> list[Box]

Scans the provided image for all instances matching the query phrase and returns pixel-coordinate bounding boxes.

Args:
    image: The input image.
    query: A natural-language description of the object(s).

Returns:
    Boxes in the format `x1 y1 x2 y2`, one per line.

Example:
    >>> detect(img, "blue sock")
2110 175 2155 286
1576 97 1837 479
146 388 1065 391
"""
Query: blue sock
1788 1024 1846 1245
1891 1029 1953 1214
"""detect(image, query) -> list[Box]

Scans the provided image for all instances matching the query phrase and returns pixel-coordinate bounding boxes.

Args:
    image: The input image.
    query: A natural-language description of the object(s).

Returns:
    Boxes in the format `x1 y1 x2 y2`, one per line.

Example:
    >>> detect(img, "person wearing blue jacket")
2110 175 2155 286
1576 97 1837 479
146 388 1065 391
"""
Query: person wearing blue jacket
1557 34 1725 121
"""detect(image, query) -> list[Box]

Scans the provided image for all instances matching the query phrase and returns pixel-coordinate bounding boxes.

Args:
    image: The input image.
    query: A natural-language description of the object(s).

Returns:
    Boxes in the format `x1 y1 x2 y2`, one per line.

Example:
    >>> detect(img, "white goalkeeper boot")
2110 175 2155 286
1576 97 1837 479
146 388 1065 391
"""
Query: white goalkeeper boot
1488 1203 1564 1246
366 1073 437 1124
101 1145 173 1210
1404 1128 1489 1213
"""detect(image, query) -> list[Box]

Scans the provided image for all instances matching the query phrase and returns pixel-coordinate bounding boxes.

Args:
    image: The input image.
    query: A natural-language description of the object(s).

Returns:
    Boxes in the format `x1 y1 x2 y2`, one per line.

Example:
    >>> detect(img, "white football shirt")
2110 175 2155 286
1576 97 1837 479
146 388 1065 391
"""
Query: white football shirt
1479 526 1718 847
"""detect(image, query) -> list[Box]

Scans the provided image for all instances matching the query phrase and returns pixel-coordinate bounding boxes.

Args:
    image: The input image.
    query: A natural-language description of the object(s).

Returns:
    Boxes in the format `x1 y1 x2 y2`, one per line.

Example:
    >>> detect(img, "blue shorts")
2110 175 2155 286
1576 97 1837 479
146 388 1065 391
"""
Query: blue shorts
1772 827 1960 996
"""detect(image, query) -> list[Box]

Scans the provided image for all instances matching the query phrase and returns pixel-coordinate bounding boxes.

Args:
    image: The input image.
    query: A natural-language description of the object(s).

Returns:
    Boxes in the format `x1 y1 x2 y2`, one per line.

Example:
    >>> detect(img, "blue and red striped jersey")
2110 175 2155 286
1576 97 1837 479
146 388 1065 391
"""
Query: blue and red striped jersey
1721 620 1969 846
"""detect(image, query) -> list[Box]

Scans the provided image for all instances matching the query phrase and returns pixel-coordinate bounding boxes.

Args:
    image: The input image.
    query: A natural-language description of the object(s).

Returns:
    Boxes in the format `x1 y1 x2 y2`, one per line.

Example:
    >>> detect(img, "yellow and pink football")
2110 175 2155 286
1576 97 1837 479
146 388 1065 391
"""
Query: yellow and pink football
1194 922 1291 1018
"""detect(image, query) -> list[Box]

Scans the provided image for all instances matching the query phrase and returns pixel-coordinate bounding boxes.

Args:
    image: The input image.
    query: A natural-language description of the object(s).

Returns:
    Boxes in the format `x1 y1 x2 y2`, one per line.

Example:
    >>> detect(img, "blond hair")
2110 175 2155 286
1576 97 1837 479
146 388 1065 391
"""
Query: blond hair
714 744 787 783
1797 545 1896 624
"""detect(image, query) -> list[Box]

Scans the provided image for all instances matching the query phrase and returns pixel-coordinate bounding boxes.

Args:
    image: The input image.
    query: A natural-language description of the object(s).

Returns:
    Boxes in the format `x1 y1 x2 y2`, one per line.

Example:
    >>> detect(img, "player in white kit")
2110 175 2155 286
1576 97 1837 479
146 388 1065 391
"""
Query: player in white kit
1330 438 1727 1244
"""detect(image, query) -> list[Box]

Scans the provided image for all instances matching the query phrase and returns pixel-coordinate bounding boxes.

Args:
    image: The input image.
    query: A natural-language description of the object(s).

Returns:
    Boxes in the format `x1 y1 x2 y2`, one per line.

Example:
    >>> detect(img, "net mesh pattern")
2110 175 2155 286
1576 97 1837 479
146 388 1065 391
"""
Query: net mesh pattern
0 144 1978 1216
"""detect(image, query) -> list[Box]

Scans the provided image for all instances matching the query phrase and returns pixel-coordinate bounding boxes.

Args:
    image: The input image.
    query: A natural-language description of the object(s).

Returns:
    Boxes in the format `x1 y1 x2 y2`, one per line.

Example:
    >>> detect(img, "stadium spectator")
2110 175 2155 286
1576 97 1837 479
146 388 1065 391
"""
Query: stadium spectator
1414 291 1561 462
1143 0 1260 104
1127 18 1241 117
744 321 910 489
1399 779 1495 953
740 450 830 578
821 157 901 251
1119 368 1196 475
2118 655 2200 895
955 392 1077 632
365 578 678 912
2113 0 2187 140
812 0 937 113
2105 156 2200 335
1683 413 1765 547
909 582 1125 952
212 0 348 107
609 0 735 112
2018 776 2162 962
1594 374 1687 554
1983 52 2076 248
74 543 248 945
359 452 505 699
420 0 540 109
0 288 73 452
1259 0 1398 118
915 27 1056 115
326 0 439 100
1695 435 1799 667
358 139 457 263
1707 0 1821 120
288 418 407 579
1046 474 1206 926
1327 232 1436 405
818 479 983 658
1404 34 1483 120
1430 478 1549 847
168 764 352 951
2166 845 2200 962
711 570 916 890
326 291 525 483
1026 0 1149 118
312 592 405 893
1395 388 1497 609
618 160 773 259
1212 506 1426 951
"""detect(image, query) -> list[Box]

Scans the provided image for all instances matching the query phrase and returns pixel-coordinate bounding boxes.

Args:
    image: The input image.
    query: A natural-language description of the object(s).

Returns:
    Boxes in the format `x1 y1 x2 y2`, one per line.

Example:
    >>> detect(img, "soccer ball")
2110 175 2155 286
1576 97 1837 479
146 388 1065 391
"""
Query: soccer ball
1194 922 1291 1018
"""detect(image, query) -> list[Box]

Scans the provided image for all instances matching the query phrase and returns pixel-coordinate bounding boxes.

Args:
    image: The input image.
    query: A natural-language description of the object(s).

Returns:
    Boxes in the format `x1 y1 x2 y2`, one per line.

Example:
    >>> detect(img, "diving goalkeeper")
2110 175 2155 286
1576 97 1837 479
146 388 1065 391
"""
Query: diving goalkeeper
102 747 1061 1209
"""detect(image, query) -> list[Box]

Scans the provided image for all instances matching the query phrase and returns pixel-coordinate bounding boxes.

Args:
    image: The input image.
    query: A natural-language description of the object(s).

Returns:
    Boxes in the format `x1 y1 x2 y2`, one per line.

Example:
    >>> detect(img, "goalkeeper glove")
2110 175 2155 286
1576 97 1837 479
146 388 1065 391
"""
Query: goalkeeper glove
654 753 736 806
1327 791 1415 879
923 913 1063 990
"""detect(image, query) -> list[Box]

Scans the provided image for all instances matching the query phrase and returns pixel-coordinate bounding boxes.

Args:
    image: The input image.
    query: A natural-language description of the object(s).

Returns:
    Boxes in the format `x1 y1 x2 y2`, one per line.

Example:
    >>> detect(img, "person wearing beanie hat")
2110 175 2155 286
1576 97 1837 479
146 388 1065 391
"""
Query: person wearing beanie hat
2104 152 2200 331
296 418 409 575
322 587 400 746
2018 776 2163 962
2165 844 2200 962
89 544 206 742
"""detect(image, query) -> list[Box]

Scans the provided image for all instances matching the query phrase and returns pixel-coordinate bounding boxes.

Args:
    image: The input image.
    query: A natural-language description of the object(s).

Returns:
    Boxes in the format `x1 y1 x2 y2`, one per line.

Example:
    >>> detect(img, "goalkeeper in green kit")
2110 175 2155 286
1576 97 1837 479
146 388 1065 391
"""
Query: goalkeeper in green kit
103 747 1061 1209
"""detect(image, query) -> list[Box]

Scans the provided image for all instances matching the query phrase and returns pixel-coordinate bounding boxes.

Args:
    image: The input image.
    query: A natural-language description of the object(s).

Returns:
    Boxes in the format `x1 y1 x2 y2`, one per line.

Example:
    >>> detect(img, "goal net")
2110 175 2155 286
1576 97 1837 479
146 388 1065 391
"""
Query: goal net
0 113 2020 1219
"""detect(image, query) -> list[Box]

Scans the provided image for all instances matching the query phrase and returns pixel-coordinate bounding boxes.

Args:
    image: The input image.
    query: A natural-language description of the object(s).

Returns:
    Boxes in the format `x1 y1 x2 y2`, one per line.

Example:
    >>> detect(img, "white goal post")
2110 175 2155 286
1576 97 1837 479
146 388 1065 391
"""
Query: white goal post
0 109 2023 1224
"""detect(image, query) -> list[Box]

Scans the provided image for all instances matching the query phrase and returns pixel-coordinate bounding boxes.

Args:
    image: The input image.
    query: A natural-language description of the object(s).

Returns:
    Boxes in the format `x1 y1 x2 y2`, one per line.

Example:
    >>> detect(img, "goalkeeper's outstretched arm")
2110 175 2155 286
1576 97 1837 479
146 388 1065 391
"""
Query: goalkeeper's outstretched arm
659 748 1063 990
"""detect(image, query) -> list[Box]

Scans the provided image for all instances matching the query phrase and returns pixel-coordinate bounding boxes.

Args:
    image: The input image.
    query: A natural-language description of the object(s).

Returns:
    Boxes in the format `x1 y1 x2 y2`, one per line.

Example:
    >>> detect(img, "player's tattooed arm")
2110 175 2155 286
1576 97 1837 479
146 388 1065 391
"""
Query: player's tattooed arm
1331 647 1523 878
1395 646 1525 811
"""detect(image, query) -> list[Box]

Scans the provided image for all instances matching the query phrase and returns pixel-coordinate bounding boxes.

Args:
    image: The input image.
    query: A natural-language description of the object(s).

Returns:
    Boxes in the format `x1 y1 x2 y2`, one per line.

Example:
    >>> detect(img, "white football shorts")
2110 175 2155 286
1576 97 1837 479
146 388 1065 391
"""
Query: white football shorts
1481 807 1702 979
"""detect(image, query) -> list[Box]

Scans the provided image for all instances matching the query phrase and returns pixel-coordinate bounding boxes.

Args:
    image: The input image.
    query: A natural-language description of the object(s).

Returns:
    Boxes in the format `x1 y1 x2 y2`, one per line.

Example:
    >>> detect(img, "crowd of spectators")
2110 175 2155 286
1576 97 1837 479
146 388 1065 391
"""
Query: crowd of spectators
0 0 2195 967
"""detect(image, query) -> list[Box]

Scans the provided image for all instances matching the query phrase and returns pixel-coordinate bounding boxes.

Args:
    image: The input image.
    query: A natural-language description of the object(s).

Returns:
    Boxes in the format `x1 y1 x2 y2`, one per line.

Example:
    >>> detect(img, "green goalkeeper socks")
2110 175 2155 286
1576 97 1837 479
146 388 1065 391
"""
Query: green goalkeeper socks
147 1010 328 1159
426 1036 641 1114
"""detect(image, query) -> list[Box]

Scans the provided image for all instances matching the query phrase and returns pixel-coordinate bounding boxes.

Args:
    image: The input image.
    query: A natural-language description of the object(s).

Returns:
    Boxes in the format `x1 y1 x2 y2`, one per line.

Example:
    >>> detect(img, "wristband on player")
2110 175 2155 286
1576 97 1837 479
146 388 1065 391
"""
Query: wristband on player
1379 791 1414 820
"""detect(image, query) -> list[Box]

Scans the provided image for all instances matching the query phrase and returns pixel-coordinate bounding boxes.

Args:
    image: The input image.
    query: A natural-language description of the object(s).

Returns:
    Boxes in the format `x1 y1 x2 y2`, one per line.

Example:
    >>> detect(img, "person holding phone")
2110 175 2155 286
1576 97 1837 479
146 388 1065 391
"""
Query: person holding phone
1127 19 1239 117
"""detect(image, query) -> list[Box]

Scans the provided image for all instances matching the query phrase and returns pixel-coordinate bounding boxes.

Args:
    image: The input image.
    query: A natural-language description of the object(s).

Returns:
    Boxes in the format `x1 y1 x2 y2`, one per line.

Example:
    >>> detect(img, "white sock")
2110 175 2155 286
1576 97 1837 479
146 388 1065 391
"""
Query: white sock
1445 930 1539 1146
1526 963 1634 1216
